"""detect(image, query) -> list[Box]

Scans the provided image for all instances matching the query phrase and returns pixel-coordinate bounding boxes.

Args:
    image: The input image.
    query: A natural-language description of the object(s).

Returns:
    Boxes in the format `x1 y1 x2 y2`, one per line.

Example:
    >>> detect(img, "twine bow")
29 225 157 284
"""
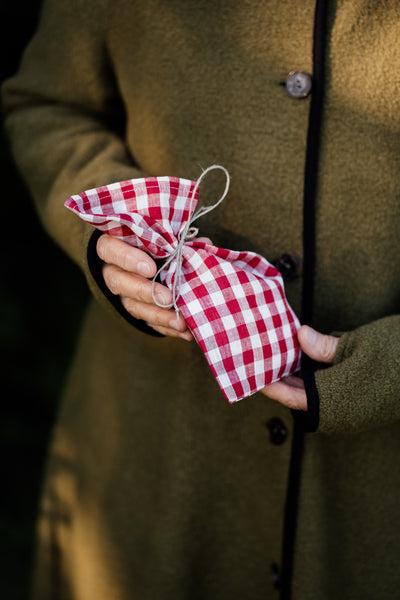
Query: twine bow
151 164 230 317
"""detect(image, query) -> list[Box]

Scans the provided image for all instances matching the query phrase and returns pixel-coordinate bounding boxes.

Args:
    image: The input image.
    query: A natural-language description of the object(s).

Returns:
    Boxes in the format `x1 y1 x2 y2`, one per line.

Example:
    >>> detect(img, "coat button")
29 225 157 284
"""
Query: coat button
271 563 281 590
285 70 312 98
266 418 287 445
273 252 303 281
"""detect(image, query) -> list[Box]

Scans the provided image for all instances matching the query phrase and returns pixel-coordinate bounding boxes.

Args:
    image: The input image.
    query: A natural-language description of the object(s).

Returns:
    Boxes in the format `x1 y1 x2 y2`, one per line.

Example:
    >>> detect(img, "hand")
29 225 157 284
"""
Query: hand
260 325 340 410
96 234 194 340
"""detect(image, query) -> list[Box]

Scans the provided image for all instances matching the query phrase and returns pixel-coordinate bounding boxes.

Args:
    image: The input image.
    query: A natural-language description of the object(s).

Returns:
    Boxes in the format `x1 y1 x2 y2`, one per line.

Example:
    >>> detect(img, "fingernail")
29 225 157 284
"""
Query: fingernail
155 293 171 306
137 261 152 277
306 326 317 345
179 331 193 341
169 319 183 331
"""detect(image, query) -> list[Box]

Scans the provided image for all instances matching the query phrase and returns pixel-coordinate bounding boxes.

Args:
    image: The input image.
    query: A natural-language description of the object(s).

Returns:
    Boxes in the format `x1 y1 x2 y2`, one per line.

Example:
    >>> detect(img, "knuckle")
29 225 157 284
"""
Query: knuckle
154 307 173 328
122 297 140 317
122 298 162 326
169 317 186 332
121 248 135 272
320 336 335 362
150 309 165 327
134 278 150 303
328 336 338 360
103 267 120 295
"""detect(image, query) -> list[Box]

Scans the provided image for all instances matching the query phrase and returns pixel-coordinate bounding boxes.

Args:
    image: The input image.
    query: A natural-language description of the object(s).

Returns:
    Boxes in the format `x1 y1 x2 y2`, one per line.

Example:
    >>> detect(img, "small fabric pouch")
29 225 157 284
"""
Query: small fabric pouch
65 166 301 402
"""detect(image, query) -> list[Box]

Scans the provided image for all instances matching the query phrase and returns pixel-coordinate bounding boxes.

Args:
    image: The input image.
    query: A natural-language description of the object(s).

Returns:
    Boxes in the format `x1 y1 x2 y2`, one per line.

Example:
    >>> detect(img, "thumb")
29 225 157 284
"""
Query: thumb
297 325 339 364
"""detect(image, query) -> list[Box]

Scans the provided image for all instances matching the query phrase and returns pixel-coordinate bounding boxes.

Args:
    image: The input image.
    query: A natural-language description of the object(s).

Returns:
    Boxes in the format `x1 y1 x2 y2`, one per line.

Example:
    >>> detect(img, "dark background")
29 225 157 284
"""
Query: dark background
1 2 89 597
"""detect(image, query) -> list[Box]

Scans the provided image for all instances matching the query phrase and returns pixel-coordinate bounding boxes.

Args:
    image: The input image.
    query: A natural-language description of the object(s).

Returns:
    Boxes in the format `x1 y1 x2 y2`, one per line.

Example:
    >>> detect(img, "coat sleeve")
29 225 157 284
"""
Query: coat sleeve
306 315 400 434
2 0 147 325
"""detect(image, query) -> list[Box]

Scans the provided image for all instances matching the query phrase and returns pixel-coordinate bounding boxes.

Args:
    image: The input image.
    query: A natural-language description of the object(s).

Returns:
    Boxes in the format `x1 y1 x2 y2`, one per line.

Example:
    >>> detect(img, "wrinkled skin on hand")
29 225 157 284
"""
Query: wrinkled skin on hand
97 233 339 410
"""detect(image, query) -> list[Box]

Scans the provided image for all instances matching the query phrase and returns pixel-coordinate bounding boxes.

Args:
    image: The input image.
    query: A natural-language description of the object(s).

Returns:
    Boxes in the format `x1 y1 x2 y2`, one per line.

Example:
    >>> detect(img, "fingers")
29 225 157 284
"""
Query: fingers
297 325 339 364
102 263 192 338
120 292 188 334
260 376 307 410
102 264 172 305
195 236 213 245
149 323 194 341
97 234 193 340
260 326 339 410
97 234 156 277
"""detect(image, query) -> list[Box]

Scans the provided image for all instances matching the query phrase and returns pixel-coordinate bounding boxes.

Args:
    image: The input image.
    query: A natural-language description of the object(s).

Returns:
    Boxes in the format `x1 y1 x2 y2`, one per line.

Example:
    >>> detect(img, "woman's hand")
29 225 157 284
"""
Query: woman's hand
96 234 194 340
260 325 339 410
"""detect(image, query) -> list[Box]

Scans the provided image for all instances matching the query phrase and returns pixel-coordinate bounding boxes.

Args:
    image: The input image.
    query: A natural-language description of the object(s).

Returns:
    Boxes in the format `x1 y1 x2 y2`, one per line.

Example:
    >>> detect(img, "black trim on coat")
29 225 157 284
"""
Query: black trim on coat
280 418 305 598
280 0 328 598
300 368 320 432
87 228 163 337
301 0 329 326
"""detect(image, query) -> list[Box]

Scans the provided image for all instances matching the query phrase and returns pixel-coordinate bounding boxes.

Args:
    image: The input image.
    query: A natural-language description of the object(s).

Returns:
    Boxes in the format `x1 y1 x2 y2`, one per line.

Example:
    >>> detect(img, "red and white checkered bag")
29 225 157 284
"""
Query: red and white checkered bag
65 166 301 402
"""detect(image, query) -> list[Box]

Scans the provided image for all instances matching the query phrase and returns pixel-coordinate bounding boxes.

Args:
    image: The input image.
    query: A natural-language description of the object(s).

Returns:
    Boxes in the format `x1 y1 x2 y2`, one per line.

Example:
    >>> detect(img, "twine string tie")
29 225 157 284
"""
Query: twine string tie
151 164 230 317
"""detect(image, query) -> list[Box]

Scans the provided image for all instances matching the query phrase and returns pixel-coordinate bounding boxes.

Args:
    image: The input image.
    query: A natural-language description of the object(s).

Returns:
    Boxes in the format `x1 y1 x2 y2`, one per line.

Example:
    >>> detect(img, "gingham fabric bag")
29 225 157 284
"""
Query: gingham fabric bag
65 166 301 403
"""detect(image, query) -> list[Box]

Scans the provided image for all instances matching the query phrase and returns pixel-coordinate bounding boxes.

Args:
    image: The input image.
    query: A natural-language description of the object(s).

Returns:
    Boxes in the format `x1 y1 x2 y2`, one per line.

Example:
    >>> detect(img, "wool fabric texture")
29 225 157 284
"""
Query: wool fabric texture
2 0 400 599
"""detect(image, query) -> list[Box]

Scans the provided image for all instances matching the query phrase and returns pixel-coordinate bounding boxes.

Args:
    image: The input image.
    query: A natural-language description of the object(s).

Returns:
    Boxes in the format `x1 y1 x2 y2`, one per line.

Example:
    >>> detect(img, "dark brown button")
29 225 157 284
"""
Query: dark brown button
266 418 287 445
271 563 281 590
274 253 303 281
285 70 312 98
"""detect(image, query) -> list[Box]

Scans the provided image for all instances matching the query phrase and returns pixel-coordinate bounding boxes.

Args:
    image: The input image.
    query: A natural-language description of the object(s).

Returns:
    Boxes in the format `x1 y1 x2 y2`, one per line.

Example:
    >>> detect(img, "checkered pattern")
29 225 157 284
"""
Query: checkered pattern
65 176 302 403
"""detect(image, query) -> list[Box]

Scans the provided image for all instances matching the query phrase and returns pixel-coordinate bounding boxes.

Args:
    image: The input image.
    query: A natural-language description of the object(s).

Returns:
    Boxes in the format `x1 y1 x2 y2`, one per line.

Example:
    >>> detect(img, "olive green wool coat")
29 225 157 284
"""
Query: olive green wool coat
3 0 400 598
